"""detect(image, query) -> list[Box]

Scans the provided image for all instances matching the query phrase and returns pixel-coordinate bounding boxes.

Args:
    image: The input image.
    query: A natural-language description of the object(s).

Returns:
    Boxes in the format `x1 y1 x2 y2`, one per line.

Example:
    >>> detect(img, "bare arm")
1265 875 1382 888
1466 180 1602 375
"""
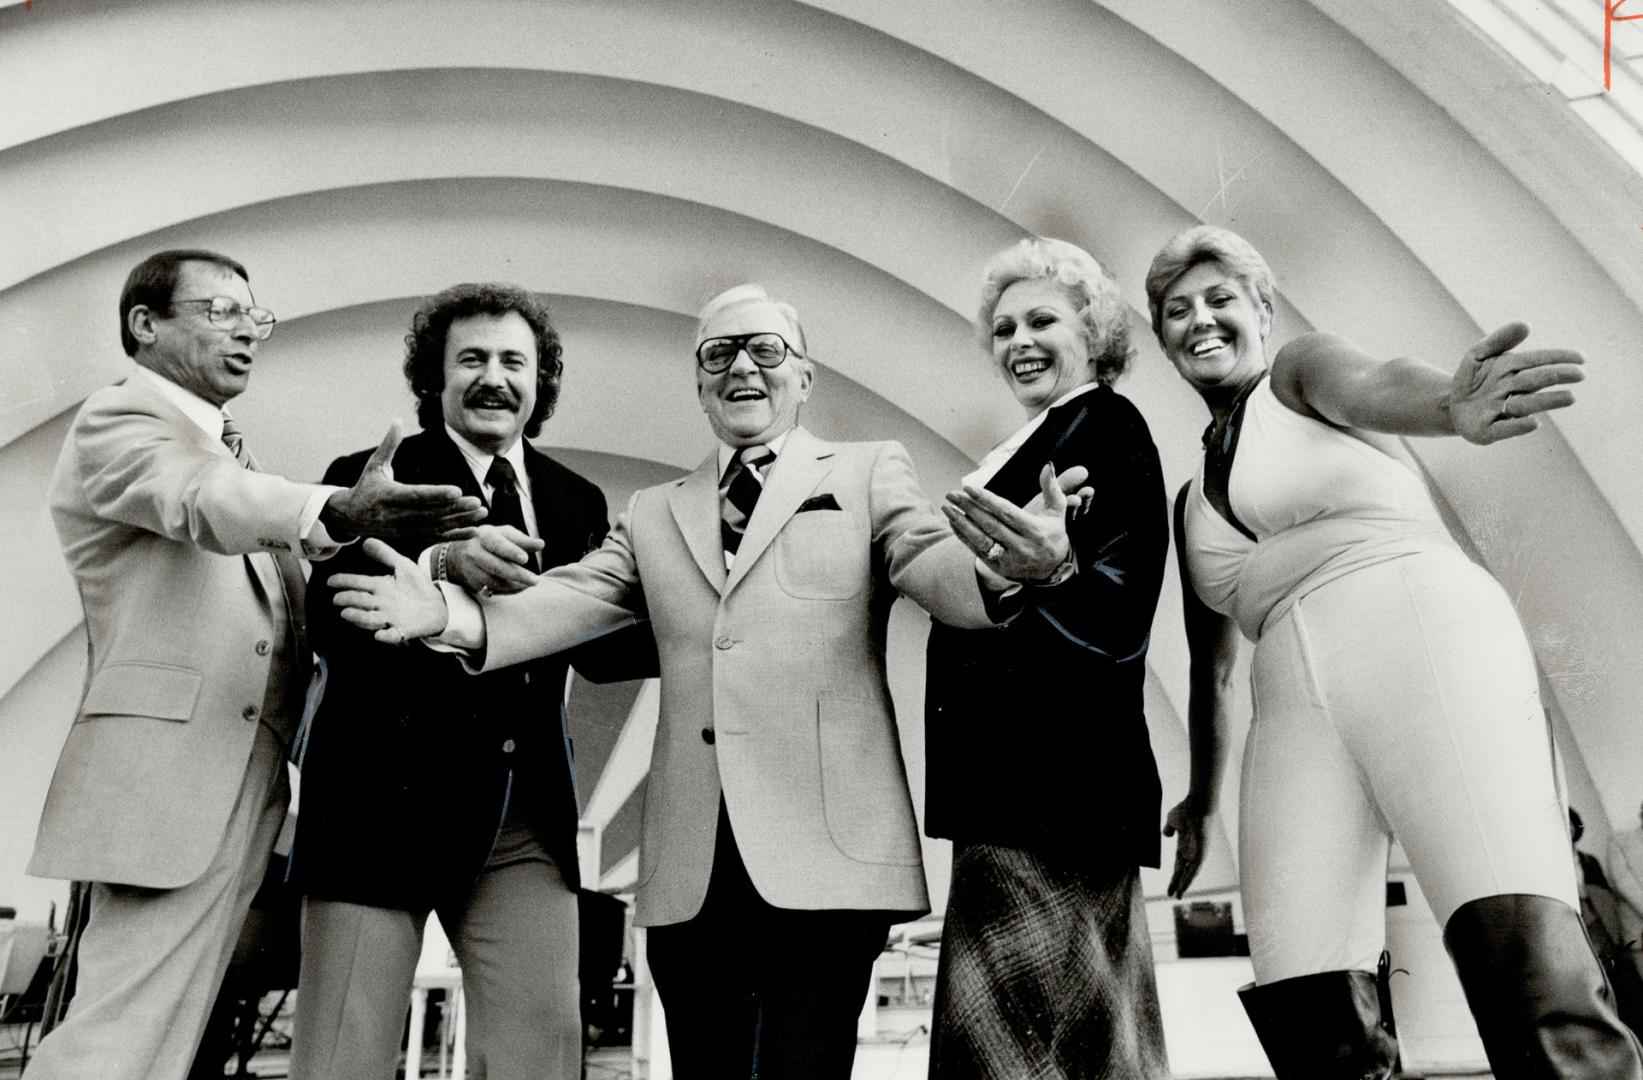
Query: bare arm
1163 483 1237 899
1270 322 1583 443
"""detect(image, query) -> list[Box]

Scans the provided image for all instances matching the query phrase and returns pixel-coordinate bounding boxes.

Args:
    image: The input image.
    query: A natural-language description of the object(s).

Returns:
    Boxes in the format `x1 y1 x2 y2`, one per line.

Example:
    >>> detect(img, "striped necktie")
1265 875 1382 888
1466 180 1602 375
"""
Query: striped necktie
221 412 249 466
720 447 776 558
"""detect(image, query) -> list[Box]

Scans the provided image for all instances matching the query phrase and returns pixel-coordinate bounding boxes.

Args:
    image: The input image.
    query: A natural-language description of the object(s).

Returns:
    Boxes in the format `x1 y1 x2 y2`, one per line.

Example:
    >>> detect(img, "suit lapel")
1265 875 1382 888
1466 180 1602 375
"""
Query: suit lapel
522 443 591 566
724 427 830 596
985 390 1099 502
667 453 728 593
419 430 488 501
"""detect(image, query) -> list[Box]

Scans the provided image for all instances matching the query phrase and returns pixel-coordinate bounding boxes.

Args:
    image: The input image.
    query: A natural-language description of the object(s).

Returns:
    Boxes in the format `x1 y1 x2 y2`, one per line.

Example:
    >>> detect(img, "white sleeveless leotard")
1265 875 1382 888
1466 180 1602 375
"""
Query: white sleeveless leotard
1182 378 1452 641
1181 376 1574 986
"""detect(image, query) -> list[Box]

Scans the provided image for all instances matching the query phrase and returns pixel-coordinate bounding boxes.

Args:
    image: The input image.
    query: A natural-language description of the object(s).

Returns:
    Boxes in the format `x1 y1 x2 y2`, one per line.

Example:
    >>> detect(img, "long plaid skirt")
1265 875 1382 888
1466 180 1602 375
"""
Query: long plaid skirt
929 843 1169 1079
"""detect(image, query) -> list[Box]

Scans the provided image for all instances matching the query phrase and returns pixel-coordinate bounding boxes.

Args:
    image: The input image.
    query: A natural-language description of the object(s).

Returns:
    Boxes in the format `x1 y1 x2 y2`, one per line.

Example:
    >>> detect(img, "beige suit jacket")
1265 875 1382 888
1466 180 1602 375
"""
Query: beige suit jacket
31 375 318 889
477 427 994 926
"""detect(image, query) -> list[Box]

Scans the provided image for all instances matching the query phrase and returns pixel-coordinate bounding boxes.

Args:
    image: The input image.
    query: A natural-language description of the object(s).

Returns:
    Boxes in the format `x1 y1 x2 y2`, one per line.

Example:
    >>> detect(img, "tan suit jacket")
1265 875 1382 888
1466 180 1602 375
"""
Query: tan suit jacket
476 427 994 926
32 375 317 889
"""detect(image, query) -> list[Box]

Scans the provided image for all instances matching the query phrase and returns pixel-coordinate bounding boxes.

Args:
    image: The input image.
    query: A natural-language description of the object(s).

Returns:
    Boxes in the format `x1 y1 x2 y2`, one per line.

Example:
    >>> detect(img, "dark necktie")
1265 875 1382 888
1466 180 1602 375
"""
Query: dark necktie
720 447 776 558
486 457 537 571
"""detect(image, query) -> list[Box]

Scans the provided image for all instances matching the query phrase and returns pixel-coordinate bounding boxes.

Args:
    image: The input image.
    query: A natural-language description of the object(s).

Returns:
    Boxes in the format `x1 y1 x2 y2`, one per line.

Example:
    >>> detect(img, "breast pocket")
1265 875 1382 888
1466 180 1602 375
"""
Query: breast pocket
773 512 865 600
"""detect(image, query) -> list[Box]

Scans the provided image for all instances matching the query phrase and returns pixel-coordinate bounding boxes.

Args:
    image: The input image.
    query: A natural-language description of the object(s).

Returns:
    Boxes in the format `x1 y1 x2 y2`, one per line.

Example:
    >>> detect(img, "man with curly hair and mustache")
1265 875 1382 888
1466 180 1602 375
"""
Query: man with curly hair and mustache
289 283 611 1080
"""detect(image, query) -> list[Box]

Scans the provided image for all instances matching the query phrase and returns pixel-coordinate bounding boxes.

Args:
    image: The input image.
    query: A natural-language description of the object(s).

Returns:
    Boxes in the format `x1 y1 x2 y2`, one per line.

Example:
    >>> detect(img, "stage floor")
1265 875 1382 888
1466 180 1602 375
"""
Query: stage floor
0 1042 1499 1080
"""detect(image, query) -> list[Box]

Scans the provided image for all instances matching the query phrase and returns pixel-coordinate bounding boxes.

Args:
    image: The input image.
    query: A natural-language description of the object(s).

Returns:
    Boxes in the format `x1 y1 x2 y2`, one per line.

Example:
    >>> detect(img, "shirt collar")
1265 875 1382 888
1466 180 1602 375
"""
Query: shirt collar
717 429 791 482
133 364 226 440
963 381 1102 490
445 424 530 494
1045 380 1101 413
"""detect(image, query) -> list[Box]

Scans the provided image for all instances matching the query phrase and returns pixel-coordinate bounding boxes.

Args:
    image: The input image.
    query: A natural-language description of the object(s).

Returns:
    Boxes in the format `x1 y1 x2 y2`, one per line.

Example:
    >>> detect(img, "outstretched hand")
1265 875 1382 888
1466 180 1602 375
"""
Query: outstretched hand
1162 798 1210 899
322 421 489 540
1447 322 1584 444
439 525 545 595
943 463 1086 582
329 538 451 645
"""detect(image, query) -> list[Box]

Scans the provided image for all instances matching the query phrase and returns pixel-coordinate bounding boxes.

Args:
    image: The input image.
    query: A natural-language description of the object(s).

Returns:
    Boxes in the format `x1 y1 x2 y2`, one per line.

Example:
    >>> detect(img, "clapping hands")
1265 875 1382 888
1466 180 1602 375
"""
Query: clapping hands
943 463 1092 583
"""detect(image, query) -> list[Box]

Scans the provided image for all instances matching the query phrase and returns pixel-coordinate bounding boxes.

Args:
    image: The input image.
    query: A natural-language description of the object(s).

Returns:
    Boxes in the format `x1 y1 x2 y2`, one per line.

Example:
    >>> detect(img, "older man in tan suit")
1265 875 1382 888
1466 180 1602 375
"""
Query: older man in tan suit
333 284 1081 1080
26 249 483 1080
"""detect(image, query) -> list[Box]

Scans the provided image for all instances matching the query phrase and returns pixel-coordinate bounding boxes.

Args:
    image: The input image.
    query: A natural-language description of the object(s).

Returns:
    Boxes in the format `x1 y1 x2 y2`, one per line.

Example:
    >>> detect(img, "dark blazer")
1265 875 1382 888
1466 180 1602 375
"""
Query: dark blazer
291 427 609 908
924 385 1168 865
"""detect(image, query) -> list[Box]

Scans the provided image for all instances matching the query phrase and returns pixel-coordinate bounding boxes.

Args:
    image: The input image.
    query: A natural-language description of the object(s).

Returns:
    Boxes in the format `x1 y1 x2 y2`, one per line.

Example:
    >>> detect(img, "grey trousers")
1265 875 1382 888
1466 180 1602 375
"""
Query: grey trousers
25 726 289 1080
289 856 581 1080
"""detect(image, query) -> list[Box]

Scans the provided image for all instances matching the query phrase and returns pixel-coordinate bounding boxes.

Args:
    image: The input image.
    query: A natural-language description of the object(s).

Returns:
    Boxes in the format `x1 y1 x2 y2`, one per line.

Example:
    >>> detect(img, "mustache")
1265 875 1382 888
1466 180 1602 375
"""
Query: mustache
463 387 519 411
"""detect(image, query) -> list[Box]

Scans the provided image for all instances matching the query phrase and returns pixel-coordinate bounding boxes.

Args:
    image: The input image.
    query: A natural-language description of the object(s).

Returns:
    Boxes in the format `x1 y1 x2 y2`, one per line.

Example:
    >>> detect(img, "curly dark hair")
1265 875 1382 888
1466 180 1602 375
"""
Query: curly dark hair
403 283 563 438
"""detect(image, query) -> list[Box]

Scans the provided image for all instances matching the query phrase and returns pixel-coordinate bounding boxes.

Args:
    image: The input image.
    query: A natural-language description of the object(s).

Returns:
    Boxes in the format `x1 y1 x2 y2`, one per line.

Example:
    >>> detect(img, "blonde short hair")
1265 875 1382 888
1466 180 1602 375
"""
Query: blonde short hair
977 237 1133 386
1143 225 1276 341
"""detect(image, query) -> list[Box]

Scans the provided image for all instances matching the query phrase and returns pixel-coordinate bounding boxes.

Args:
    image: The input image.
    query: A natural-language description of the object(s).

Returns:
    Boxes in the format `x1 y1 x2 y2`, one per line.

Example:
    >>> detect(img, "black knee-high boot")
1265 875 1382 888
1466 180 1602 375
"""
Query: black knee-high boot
1444 892 1643 1079
1237 967 1399 1079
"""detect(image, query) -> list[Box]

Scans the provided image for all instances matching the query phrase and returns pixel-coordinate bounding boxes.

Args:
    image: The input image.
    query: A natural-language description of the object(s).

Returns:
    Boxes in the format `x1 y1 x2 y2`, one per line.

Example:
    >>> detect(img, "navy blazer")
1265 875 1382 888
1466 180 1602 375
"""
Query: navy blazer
291 428 609 908
924 385 1168 865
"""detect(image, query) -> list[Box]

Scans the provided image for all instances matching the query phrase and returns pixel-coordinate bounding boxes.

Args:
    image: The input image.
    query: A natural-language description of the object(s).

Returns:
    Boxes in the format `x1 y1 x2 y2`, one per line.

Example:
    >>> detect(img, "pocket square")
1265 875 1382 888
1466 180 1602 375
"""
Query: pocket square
796 493 843 513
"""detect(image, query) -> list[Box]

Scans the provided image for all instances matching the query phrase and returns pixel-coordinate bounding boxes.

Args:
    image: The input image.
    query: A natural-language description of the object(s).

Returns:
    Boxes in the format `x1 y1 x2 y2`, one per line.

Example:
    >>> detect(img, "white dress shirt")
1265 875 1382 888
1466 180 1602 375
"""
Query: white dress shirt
443 424 541 540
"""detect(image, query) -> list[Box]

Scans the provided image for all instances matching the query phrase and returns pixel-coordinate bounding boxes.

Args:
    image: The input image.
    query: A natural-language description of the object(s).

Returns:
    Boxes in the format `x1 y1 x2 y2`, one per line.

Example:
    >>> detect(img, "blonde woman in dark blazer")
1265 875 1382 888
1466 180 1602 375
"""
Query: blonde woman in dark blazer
928 238 1177 1079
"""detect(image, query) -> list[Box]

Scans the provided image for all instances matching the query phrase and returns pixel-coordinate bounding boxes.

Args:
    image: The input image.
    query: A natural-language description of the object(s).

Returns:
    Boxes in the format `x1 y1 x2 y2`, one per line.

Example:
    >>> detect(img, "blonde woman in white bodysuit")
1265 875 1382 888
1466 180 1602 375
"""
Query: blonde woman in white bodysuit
1147 225 1642 1080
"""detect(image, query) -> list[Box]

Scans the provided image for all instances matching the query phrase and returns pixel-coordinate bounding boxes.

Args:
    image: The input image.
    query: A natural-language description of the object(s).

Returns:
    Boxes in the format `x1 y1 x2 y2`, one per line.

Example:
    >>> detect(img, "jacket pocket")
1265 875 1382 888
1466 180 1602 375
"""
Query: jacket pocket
774 515 865 600
79 662 203 722
817 691 921 865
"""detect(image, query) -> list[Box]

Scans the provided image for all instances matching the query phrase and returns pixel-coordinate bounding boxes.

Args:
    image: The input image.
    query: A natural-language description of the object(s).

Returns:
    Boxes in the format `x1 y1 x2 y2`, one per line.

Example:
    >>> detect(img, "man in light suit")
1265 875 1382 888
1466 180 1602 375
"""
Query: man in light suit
289 284 611 1080
27 249 483 1080
332 284 1080 1079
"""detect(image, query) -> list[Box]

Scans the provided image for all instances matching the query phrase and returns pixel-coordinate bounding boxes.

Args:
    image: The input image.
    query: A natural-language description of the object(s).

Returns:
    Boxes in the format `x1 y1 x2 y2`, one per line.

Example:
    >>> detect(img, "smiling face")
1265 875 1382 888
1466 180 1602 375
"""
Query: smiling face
1157 260 1272 393
439 312 539 454
696 299 813 447
135 260 259 407
989 278 1095 416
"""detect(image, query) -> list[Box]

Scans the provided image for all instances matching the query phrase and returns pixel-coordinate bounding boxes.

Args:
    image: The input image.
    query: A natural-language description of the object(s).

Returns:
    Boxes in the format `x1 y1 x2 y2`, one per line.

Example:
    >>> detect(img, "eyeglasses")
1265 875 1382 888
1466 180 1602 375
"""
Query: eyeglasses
170 297 278 340
694 332 799 374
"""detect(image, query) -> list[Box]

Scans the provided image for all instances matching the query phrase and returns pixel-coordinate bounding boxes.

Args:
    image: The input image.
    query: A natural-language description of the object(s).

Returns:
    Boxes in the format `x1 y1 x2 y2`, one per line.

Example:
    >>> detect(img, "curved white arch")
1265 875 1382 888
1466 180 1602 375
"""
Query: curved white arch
4 1 1642 938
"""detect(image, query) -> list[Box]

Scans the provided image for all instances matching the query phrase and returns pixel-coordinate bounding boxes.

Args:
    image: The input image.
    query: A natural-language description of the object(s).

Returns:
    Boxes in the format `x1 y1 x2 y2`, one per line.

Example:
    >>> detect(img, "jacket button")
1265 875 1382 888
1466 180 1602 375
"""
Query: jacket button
502 739 516 754
254 640 271 656
715 634 733 650
522 672 531 684
701 728 716 745
242 705 259 721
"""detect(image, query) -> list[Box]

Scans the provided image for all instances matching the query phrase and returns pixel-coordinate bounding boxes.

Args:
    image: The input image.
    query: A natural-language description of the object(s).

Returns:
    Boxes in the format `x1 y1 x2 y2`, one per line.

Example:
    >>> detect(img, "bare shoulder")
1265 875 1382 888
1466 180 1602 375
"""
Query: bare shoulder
1269 331 1369 418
